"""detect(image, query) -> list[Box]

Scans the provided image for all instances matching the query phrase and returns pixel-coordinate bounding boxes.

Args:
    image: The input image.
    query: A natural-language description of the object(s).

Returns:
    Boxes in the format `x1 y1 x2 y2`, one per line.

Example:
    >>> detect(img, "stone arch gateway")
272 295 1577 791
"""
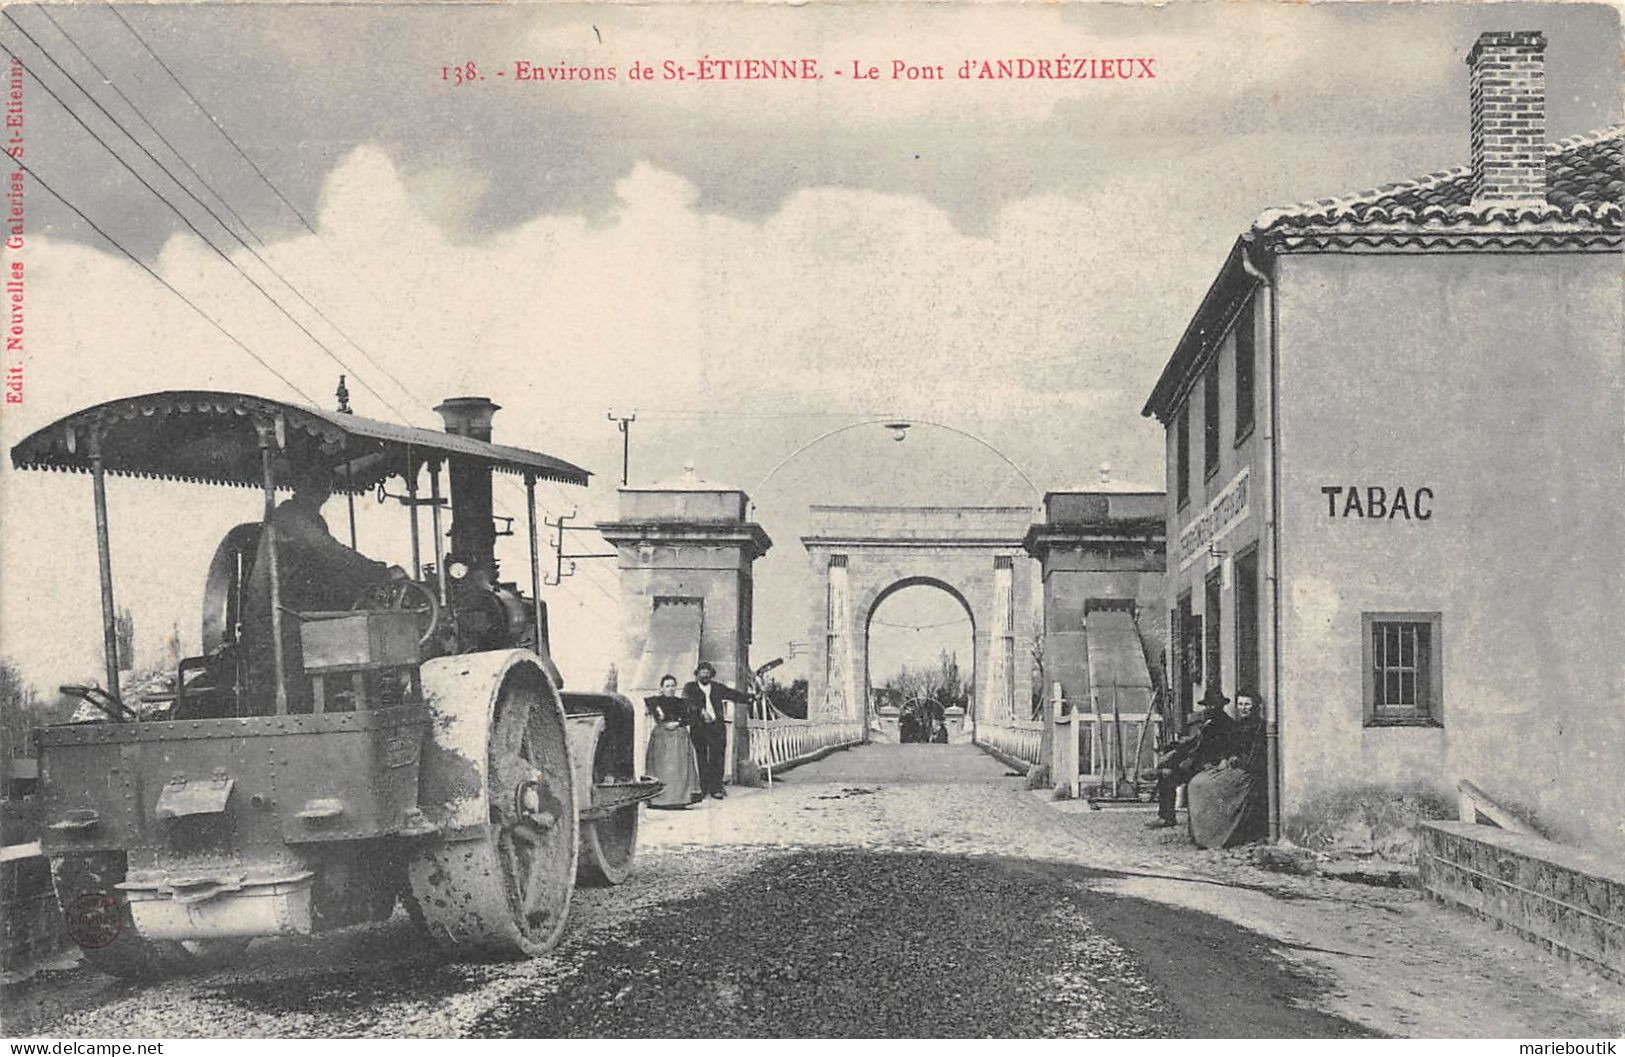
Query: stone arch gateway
802 505 1038 737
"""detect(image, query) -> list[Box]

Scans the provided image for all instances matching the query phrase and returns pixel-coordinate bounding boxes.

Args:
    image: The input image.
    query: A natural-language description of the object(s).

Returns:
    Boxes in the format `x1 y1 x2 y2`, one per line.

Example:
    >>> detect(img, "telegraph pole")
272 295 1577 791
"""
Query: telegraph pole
607 409 636 486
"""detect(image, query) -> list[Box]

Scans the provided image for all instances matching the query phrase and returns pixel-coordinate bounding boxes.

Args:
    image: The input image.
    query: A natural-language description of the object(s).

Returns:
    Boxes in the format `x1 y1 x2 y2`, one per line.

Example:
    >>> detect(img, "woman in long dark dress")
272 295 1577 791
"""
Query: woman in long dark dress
1188 691 1269 848
644 674 702 808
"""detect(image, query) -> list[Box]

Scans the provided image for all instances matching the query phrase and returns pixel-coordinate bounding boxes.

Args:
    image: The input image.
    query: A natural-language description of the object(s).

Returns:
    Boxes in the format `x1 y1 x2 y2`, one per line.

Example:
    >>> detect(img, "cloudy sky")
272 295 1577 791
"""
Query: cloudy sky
0 1 1617 698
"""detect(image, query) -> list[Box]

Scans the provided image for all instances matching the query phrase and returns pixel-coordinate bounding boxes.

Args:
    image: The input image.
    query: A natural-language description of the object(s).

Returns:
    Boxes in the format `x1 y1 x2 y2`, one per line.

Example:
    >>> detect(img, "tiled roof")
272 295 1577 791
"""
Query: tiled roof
1143 125 1623 424
1253 125 1623 233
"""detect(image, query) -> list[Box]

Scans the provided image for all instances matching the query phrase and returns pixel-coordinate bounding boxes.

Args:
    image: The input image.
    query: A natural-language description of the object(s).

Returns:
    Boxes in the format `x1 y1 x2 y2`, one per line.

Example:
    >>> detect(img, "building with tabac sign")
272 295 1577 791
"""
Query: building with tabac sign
1141 31 1622 856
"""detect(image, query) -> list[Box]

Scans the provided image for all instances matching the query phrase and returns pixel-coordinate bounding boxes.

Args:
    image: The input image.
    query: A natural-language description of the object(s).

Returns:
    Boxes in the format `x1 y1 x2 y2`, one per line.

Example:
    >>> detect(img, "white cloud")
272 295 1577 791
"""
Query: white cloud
2 140 1197 693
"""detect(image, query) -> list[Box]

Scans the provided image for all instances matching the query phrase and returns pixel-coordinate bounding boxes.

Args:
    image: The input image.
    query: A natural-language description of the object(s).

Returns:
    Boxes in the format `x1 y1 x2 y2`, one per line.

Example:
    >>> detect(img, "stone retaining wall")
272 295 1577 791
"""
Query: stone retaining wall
1418 820 1624 979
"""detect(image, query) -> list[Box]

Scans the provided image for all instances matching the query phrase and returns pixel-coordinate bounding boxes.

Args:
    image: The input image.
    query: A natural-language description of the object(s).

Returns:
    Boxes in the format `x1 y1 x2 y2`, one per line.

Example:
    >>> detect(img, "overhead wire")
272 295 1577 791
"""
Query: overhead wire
23 6 428 421
37 11 1019 618
34 5 263 247
0 30 408 419
11 20 618 620
23 11 617 619
2 151 314 402
106 3 317 235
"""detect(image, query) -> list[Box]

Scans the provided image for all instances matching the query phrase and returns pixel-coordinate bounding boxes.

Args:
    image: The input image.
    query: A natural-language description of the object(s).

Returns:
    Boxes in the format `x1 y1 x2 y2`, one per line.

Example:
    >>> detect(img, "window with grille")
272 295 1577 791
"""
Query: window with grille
1363 613 1442 726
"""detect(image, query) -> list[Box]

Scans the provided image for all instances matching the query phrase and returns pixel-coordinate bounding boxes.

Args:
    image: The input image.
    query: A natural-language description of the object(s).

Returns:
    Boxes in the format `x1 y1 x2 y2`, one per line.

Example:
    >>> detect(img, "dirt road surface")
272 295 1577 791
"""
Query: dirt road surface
5 744 1621 1038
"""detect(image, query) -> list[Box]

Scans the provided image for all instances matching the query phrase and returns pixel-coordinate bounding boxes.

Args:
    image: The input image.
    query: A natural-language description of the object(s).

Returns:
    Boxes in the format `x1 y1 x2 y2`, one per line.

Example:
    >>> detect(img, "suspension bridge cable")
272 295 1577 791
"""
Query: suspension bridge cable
871 616 972 631
33 5 263 246
0 34 408 420
4 152 314 402
106 3 317 235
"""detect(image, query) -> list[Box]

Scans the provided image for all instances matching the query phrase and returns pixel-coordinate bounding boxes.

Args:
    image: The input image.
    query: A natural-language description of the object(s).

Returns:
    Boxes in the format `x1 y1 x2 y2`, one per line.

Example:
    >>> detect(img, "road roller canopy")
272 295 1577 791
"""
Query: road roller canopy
9 390 591 492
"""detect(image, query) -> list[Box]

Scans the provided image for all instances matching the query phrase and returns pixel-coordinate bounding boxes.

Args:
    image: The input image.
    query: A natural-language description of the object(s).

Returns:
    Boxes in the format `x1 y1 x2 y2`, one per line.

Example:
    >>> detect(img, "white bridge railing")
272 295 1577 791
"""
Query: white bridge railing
974 719 1045 768
745 717 864 774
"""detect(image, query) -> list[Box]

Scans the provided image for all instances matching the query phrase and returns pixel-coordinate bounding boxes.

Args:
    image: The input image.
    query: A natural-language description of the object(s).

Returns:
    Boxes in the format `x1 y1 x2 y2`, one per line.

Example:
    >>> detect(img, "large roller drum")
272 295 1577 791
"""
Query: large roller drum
406 651 578 957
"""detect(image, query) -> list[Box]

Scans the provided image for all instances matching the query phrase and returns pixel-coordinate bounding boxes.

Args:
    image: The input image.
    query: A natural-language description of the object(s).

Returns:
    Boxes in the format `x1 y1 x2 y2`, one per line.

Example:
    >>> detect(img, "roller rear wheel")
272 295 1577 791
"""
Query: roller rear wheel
408 659 578 958
578 725 639 886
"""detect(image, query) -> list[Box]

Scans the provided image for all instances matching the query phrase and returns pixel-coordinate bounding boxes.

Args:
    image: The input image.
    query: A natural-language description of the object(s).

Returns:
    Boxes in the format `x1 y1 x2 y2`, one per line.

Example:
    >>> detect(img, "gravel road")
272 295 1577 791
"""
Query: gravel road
4 743 1620 1038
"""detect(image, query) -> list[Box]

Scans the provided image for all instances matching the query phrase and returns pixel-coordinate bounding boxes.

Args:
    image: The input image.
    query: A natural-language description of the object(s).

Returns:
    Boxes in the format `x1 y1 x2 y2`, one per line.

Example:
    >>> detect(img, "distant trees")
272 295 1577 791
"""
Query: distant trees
0 659 76 758
761 676 808 719
115 606 135 669
880 648 968 711
879 649 967 743
0 659 39 759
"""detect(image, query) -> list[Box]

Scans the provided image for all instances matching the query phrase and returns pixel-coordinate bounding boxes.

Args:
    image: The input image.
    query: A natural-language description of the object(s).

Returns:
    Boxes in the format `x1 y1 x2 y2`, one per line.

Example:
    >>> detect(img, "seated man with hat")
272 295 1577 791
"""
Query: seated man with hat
1143 685 1238 829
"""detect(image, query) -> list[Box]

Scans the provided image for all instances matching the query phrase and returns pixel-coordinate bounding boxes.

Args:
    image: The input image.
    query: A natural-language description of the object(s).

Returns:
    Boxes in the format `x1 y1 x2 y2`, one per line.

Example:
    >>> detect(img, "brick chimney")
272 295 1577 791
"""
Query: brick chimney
1466 30 1548 204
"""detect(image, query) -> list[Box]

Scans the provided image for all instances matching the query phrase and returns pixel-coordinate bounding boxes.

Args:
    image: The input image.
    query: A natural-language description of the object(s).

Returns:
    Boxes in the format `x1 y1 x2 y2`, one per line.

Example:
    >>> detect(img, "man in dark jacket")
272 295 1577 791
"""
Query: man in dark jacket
243 467 393 714
682 661 750 799
1144 685 1237 828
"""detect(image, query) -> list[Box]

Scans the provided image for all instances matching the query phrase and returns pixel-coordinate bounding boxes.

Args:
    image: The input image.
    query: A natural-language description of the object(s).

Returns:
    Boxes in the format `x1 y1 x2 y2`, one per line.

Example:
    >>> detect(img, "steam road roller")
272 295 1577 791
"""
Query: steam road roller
9 390 661 975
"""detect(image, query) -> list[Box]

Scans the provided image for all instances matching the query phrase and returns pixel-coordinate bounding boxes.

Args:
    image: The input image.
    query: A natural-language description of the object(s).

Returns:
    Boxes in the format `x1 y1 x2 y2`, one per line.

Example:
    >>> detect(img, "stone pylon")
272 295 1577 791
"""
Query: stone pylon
596 466 772 784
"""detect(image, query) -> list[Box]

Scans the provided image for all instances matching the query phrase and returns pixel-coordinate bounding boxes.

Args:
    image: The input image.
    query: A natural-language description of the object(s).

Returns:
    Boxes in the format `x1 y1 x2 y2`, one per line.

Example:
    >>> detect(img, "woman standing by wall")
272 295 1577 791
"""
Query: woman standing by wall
644 674 701 808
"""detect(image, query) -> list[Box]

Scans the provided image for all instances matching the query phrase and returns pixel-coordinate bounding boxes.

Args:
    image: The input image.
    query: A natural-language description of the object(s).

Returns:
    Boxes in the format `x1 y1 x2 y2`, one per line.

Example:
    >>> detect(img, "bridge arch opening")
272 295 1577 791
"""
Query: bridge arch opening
865 577 975 745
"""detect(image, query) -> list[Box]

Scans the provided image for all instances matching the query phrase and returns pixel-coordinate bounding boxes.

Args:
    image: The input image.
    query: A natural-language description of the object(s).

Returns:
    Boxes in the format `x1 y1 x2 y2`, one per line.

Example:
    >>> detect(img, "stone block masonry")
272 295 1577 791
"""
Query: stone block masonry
1419 820 1624 980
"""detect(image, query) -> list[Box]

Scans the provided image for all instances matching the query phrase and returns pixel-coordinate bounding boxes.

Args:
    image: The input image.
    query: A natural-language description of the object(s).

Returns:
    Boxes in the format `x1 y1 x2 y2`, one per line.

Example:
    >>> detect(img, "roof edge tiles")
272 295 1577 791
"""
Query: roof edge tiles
1252 125 1623 237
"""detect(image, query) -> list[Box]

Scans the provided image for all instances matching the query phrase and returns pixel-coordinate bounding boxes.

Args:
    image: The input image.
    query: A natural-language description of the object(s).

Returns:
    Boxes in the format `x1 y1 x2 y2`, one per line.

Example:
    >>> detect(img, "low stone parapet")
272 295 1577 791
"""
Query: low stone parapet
1418 820 1624 979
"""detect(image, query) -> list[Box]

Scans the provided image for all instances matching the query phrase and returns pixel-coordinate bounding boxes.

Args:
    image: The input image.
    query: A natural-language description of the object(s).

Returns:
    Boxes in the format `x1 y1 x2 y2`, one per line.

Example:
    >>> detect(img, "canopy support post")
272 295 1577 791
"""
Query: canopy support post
406 448 422 580
344 467 358 550
256 422 289 715
337 375 357 549
87 431 121 706
429 459 448 605
525 473 544 653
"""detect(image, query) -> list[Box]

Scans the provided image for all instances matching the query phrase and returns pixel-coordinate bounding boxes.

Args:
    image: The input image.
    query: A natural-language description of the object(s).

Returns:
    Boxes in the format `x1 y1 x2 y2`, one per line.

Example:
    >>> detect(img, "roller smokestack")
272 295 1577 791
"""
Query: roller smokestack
434 397 501 573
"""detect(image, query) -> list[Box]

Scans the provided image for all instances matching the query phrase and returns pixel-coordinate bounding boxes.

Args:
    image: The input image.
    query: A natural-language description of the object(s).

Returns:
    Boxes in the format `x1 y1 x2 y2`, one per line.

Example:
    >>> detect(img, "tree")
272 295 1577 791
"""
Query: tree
115 606 136 671
879 649 968 742
762 676 808 720
883 648 967 710
0 658 39 761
